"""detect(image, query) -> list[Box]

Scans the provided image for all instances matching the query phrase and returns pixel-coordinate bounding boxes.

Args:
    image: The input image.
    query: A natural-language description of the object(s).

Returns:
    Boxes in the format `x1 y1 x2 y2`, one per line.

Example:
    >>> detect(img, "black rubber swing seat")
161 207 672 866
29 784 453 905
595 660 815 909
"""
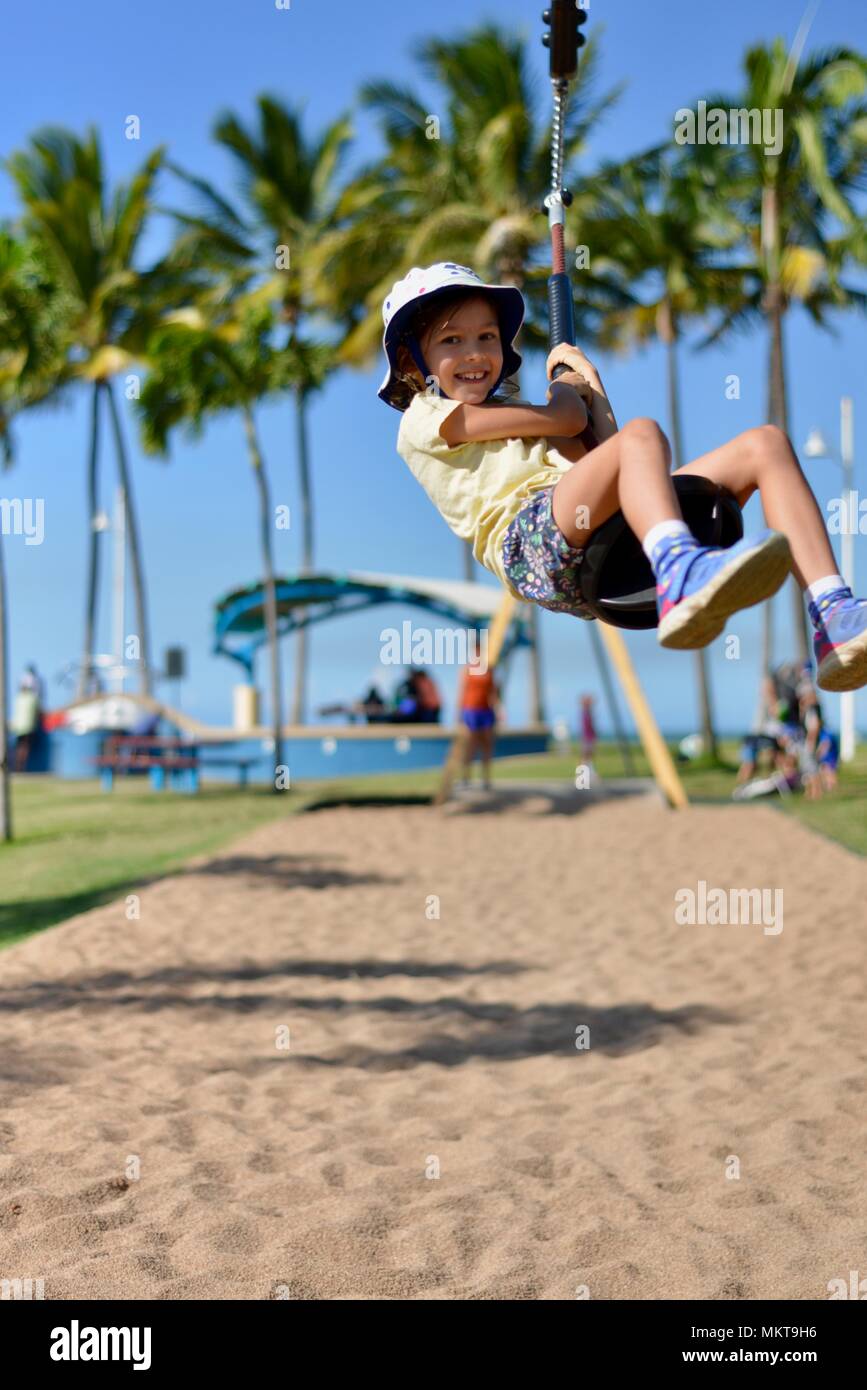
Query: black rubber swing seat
577 474 744 630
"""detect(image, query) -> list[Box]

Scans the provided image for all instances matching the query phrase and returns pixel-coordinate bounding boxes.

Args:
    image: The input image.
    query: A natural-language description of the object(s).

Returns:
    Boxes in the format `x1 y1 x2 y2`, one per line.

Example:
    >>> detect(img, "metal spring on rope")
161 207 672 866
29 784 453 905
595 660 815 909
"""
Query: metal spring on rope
550 80 567 196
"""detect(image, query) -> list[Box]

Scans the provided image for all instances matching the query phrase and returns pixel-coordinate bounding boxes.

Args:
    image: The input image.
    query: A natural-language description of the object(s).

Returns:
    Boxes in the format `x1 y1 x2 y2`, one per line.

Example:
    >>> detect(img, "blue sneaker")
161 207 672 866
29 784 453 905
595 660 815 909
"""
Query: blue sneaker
808 588 867 691
654 529 792 649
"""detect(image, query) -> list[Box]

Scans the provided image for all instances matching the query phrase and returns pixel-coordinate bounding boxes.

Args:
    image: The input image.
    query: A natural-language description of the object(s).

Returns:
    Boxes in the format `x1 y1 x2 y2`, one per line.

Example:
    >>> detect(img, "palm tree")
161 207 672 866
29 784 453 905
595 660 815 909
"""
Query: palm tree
0 522 9 840
137 299 316 785
580 149 749 760
691 35 867 664
165 98 353 724
6 127 167 696
319 23 622 723
0 228 67 840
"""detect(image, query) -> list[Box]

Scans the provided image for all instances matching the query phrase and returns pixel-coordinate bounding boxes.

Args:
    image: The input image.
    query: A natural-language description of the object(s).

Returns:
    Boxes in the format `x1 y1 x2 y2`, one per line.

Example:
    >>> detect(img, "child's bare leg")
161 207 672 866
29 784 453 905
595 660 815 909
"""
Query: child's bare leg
673 425 837 589
462 731 476 777
479 726 494 783
551 417 681 547
546 416 792 651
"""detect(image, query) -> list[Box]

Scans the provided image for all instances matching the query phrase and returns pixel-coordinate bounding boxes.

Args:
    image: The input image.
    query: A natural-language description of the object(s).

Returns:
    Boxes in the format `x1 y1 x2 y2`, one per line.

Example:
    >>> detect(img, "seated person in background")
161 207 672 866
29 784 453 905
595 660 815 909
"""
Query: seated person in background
797 678 839 799
392 670 420 721
412 668 442 724
319 686 391 724
391 668 442 723
815 730 840 796
735 674 787 785
733 739 802 800
359 685 388 723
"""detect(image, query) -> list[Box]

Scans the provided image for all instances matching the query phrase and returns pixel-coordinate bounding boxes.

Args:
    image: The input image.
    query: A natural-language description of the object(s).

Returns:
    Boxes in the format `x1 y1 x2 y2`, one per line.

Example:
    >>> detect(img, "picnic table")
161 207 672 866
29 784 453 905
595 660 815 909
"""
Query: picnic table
93 735 263 791
94 735 200 792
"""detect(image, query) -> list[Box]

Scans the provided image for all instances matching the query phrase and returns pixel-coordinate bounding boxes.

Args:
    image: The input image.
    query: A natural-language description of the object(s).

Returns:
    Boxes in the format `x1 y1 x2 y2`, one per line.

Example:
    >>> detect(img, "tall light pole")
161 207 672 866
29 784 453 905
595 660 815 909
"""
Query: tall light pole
112 486 126 695
804 396 857 762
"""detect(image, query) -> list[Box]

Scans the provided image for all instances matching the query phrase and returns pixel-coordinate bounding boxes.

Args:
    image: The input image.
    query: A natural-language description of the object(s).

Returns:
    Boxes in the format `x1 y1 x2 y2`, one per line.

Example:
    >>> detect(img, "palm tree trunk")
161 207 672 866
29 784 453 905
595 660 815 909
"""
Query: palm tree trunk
243 406 285 784
694 649 718 759
105 381 152 695
767 297 788 430
0 533 12 841
291 385 313 726
766 301 809 663
762 185 808 664
662 308 685 470
79 381 101 699
663 306 718 761
761 309 781 680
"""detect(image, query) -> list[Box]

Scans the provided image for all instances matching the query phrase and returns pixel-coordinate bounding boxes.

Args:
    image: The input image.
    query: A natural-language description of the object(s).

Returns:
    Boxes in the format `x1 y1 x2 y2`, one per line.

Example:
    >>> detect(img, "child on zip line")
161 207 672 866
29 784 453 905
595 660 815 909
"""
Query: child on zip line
377 262 867 693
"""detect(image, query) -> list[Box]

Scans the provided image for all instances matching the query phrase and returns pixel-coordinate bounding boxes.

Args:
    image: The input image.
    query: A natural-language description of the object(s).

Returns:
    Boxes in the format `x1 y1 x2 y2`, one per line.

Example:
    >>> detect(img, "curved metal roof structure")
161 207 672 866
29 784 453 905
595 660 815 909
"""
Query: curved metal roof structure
213 570 532 676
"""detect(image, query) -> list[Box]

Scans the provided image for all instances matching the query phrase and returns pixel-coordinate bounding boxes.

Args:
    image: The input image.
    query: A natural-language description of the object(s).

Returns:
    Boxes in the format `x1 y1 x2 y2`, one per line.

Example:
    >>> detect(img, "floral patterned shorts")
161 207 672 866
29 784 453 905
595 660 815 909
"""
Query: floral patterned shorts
501 487 594 619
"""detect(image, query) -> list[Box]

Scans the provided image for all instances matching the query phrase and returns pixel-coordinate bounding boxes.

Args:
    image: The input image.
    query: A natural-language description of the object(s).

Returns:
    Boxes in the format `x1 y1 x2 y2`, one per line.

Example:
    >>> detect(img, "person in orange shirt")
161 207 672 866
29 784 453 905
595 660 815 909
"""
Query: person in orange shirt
457 659 500 789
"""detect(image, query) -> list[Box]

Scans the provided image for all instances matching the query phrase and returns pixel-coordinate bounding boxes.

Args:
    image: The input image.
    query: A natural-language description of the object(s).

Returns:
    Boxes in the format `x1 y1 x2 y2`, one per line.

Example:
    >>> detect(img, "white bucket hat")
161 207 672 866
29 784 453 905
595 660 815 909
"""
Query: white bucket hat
377 262 524 411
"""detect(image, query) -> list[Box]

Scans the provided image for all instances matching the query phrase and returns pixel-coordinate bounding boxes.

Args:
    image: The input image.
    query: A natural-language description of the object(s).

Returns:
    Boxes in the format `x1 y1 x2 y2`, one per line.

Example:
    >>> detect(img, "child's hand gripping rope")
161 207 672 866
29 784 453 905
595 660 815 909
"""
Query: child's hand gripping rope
545 343 597 409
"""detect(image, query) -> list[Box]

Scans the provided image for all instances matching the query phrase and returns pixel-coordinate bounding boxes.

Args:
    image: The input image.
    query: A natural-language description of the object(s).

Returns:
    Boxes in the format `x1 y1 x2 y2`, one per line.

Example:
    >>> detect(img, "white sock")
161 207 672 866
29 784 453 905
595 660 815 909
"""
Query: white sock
806 574 849 605
641 519 692 562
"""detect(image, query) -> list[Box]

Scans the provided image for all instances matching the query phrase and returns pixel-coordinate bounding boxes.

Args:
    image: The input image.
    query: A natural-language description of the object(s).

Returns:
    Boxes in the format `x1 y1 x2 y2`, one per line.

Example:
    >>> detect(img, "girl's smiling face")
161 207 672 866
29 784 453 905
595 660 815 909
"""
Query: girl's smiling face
417 295 504 402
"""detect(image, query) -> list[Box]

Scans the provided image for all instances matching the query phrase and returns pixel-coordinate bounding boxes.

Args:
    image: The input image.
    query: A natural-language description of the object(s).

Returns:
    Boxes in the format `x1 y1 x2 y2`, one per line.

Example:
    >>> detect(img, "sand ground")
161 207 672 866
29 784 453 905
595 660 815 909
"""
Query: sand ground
1 789 865 1300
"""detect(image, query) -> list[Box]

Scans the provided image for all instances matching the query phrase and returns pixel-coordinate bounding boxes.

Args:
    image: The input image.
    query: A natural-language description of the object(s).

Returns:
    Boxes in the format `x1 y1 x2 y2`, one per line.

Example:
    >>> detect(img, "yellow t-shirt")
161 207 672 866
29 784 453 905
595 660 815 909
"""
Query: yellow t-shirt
396 393 574 599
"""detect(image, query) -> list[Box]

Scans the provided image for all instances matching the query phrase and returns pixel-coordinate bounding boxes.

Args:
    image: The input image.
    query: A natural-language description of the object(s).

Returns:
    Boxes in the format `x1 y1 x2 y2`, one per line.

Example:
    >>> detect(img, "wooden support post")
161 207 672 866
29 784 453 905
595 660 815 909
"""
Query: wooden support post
597 624 689 809
483 593 517 669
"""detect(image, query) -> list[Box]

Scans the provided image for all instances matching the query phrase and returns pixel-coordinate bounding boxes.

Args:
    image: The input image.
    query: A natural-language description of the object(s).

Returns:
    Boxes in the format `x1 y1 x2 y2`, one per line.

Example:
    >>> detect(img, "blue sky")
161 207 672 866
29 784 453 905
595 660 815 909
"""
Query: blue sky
3 0 867 737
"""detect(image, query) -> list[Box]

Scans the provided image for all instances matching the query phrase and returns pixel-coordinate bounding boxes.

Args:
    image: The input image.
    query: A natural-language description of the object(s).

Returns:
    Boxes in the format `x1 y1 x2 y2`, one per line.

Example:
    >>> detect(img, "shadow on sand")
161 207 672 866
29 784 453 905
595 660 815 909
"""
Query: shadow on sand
0 952 733 1070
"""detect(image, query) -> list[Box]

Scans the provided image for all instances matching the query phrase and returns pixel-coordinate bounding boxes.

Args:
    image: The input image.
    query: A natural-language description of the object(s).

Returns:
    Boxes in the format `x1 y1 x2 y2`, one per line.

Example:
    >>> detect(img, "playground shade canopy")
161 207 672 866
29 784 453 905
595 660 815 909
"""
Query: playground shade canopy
213 570 532 676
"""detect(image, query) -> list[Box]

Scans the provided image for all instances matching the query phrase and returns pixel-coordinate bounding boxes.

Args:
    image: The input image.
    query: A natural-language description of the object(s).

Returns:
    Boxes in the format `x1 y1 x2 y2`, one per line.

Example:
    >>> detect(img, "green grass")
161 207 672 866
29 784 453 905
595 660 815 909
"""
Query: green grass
2 740 865 949
0 778 307 949
782 757 867 856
